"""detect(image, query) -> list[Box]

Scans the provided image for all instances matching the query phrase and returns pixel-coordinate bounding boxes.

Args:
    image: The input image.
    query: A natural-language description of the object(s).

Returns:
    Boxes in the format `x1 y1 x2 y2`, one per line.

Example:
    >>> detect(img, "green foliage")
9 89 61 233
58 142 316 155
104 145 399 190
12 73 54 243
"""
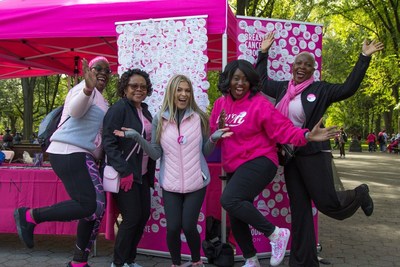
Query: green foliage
102 75 120 105
206 71 222 114
0 79 22 133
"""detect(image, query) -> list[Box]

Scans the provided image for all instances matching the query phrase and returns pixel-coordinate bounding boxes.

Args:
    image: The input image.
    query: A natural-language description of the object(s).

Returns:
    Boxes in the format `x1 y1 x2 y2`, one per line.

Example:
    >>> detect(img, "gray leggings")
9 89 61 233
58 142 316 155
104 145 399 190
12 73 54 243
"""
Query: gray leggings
162 187 206 265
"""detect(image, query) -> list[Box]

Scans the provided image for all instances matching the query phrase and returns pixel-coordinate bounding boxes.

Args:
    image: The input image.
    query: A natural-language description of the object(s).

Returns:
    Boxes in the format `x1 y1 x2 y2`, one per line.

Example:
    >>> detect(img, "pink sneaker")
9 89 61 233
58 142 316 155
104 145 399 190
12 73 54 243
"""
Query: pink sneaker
270 228 290 266
242 257 260 267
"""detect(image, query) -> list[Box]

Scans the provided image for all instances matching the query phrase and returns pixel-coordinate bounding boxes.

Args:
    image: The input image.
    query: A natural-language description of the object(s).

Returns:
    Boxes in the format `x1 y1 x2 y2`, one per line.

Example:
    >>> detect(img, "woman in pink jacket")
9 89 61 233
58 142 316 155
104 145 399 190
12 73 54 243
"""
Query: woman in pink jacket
209 60 337 267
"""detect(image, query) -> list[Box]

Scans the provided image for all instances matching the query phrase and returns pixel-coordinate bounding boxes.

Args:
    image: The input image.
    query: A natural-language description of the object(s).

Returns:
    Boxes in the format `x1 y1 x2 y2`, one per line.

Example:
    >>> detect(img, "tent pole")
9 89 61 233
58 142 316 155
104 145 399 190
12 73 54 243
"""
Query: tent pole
221 32 228 244
222 33 228 68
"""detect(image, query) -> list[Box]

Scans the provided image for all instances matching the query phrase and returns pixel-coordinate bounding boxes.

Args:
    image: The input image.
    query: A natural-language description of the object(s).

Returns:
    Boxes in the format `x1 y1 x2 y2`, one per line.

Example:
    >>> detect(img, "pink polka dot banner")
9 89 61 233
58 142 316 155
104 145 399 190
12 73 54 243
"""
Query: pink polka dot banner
115 16 210 116
236 16 323 81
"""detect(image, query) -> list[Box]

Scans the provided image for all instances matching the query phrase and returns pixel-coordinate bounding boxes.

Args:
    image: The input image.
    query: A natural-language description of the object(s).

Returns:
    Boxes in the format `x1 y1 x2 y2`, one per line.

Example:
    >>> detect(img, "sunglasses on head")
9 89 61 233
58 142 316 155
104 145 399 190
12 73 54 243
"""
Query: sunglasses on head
91 65 112 74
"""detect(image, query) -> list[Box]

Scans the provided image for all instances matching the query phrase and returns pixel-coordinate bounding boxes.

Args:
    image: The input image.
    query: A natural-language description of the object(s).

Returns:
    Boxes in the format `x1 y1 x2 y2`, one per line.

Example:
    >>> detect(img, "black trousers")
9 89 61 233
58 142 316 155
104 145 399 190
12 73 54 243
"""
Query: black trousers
113 177 151 266
162 187 206 265
220 156 277 259
285 152 363 267
339 143 346 156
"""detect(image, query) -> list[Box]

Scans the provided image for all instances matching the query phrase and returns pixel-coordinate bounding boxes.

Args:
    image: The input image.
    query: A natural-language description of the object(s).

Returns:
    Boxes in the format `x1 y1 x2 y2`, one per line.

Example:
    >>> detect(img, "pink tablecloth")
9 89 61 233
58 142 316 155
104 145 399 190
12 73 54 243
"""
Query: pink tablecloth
0 163 105 235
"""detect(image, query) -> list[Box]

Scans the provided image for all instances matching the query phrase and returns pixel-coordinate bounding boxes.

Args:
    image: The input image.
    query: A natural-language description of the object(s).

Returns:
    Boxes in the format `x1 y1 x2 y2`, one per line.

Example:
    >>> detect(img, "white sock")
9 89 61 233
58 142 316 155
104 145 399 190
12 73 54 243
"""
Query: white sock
268 226 280 241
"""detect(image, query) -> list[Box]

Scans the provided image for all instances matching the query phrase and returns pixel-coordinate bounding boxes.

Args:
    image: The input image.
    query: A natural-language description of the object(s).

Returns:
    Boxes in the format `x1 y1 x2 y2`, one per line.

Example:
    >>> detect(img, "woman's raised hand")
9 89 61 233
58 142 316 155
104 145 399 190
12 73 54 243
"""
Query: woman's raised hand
260 32 275 53
362 39 384 56
82 58 96 92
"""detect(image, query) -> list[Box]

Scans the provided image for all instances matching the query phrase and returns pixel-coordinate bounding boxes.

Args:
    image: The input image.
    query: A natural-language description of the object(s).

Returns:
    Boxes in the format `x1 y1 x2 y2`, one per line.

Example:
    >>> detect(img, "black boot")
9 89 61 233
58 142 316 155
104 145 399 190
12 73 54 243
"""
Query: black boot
356 184 374 216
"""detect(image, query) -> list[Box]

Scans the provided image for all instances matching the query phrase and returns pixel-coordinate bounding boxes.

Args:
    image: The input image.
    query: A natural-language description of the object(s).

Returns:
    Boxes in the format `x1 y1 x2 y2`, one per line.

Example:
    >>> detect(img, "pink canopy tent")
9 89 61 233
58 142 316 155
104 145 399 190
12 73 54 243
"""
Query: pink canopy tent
0 0 237 79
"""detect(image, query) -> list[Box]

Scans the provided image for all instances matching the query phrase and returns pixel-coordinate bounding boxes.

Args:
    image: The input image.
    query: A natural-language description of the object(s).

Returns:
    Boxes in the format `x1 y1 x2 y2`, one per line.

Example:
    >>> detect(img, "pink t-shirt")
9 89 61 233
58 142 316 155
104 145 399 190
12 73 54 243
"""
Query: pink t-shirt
140 109 152 175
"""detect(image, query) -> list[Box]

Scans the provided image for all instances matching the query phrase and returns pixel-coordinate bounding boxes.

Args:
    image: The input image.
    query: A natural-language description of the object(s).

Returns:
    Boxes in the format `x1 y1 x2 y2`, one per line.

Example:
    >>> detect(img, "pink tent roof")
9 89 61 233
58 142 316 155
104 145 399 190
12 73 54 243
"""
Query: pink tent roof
0 0 237 79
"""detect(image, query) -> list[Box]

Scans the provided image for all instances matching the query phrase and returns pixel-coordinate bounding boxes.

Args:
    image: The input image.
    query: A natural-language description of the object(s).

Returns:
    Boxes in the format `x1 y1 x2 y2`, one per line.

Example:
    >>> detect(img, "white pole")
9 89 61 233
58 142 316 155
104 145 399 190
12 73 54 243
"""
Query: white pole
221 32 228 244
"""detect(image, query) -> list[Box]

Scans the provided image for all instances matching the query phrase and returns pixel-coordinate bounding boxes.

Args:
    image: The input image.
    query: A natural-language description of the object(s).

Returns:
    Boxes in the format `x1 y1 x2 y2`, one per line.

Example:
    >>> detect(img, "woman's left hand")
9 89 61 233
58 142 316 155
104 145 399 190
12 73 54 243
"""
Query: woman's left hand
362 39 384 56
260 32 275 53
308 118 339 142
113 127 134 138
210 127 233 143
82 58 96 93
120 174 134 192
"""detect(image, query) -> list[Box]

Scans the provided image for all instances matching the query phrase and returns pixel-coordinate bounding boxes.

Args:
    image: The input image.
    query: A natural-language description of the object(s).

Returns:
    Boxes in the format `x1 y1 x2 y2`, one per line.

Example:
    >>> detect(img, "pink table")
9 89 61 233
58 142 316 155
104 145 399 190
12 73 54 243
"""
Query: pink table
0 163 105 235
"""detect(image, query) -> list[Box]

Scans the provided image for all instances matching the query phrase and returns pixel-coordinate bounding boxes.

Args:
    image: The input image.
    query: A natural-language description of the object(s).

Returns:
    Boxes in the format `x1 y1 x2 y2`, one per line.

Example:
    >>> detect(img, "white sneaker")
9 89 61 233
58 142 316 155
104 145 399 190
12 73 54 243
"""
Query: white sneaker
242 257 261 267
270 228 290 266
111 263 140 267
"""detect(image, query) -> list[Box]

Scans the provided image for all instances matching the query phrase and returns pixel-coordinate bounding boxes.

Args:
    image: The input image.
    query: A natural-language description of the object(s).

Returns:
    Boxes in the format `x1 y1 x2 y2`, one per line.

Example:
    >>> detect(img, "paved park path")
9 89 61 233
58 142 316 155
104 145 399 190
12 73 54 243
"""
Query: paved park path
0 151 399 266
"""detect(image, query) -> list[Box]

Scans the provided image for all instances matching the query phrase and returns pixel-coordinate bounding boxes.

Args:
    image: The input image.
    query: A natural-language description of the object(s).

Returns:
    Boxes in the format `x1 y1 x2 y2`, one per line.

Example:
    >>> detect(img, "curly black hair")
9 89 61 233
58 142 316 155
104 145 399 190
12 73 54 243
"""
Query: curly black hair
217 59 260 97
117 68 153 98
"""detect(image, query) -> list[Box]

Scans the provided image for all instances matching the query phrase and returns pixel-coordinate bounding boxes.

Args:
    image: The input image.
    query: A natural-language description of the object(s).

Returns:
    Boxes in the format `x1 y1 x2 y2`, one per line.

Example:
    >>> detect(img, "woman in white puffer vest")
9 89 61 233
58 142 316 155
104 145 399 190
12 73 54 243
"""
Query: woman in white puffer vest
114 74 231 267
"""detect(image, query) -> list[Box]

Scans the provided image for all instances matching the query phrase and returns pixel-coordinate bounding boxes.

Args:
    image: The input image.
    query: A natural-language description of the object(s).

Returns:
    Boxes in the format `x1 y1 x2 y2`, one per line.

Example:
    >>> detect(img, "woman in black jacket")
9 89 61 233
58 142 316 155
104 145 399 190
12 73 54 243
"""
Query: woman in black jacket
102 69 156 267
256 32 383 267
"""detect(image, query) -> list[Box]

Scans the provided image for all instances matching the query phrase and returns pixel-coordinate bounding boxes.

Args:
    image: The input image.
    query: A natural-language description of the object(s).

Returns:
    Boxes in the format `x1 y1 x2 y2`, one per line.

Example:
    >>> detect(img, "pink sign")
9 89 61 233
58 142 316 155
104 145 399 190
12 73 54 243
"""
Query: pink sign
236 16 323 81
115 16 211 115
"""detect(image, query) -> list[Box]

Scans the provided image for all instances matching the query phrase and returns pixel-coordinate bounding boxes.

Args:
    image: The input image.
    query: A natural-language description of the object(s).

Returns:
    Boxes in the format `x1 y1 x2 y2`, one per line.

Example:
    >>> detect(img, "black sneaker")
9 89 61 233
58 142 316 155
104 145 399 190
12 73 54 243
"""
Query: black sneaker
357 184 374 216
14 207 35 248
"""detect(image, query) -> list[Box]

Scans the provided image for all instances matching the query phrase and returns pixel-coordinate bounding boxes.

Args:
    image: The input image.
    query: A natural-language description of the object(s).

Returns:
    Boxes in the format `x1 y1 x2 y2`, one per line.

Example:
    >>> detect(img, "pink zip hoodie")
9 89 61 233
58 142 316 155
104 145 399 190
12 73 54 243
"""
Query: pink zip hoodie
210 91 309 173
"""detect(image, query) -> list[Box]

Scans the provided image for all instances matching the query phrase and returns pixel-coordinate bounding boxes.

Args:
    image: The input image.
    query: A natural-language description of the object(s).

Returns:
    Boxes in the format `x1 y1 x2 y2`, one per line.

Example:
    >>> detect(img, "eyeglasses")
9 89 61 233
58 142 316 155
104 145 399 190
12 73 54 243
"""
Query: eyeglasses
128 83 148 91
91 66 112 74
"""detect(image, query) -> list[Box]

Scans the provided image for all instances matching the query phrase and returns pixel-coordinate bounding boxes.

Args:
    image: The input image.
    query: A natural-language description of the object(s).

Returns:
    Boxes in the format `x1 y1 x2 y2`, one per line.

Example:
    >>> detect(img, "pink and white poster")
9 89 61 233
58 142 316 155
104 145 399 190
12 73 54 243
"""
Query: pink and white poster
115 15 211 115
236 16 323 81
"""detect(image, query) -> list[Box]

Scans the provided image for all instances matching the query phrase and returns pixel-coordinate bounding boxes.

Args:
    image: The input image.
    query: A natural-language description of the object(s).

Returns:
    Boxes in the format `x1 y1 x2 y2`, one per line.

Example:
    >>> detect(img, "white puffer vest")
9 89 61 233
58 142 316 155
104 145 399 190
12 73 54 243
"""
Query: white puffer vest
159 112 205 193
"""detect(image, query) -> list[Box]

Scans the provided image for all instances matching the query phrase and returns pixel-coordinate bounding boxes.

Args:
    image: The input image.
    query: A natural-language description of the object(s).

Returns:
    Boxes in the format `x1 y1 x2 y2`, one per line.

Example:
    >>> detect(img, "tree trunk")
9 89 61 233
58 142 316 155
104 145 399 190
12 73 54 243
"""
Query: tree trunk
21 78 36 142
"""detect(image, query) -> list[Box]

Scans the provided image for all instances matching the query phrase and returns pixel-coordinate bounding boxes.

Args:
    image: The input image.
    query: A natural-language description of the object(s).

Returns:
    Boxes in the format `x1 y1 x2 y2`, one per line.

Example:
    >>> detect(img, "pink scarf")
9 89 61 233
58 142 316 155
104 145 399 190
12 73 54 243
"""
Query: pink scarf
276 76 314 117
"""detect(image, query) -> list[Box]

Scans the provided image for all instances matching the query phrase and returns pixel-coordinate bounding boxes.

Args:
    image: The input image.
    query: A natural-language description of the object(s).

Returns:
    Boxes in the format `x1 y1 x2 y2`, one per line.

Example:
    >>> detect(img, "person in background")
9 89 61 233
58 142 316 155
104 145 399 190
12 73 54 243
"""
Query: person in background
209 59 338 267
338 128 347 158
378 130 387 152
366 132 376 152
102 69 156 267
257 32 383 267
332 134 339 149
14 56 111 267
114 74 231 267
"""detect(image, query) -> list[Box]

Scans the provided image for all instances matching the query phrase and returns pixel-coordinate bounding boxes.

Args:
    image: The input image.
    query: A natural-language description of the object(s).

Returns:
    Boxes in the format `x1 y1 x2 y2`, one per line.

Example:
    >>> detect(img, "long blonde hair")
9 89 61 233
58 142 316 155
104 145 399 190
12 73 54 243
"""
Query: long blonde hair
156 74 209 143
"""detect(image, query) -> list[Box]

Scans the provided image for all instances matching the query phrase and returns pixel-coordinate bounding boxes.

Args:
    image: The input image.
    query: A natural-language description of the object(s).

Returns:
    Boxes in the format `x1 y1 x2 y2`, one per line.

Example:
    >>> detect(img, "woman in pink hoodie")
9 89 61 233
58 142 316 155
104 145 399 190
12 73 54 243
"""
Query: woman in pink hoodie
209 59 337 267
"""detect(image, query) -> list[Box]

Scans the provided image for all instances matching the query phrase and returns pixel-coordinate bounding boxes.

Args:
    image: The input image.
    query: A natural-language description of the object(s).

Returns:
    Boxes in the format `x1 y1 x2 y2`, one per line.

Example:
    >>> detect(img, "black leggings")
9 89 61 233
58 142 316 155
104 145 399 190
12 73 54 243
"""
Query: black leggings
33 153 105 257
220 156 277 259
162 187 206 265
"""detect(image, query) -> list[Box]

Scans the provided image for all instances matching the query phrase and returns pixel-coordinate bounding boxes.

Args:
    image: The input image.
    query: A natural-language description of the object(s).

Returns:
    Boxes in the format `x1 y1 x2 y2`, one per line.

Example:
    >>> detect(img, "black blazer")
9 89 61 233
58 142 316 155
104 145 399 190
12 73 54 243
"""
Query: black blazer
102 98 155 186
256 52 372 155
